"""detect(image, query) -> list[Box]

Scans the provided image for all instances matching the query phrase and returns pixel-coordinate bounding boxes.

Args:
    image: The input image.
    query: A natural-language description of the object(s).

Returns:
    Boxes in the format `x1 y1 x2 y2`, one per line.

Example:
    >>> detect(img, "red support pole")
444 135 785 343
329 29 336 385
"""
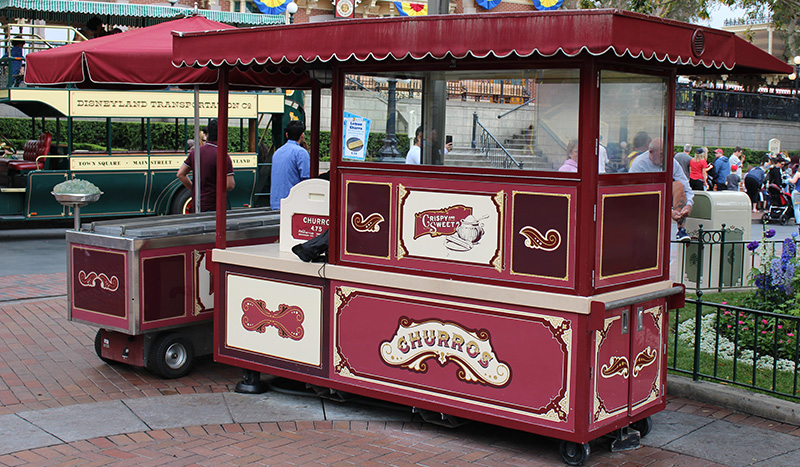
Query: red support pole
310 81 321 177
215 68 230 250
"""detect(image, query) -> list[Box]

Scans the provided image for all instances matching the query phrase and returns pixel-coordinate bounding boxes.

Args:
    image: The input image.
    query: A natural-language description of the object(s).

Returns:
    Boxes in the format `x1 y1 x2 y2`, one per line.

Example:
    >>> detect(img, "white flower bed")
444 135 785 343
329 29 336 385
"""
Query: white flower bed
676 314 799 373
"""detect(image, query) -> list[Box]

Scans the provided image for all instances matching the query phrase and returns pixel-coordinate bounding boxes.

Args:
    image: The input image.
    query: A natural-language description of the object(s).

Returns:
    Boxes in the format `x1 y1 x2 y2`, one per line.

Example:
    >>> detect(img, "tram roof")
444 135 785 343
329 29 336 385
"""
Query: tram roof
172 10 792 77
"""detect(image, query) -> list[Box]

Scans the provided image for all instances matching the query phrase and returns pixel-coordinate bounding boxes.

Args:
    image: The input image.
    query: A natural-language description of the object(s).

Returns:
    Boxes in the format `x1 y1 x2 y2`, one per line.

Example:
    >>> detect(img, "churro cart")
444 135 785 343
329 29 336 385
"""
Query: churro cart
172 10 791 465
67 209 279 378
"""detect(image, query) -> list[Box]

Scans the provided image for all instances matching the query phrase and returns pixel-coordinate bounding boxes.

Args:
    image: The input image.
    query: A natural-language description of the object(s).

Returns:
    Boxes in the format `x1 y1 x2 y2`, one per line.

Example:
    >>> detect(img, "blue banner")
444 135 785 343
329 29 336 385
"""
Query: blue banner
251 0 291 15
531 0 563 10
476 0 502 10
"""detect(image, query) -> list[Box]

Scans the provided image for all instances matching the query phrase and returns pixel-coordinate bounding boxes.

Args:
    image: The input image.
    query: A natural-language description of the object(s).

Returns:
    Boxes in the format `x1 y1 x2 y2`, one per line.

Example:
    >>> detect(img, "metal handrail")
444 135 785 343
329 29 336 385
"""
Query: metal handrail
497 97 535 119
471 112 522 169
538 120 567 153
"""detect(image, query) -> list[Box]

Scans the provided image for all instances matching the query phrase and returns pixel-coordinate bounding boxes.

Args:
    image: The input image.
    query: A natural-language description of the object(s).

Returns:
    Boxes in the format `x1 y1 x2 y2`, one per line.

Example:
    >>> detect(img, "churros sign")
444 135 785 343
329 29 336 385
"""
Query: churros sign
380 317 511 386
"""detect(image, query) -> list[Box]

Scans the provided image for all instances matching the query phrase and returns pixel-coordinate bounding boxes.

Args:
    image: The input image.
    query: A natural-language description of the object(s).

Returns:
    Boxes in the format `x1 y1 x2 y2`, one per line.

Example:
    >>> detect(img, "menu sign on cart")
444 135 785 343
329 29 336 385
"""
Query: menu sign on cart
292 214 330 240
342 112 370 161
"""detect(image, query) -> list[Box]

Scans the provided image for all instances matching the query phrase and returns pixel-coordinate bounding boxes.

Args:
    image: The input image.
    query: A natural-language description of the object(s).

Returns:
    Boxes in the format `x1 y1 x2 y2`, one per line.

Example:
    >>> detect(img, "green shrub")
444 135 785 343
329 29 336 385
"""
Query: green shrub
2 117 412 160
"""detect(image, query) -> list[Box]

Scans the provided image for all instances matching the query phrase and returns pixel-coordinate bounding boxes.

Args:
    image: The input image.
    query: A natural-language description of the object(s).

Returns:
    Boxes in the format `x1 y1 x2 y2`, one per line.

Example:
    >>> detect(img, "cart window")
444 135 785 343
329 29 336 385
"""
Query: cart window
599 71 668 173
341 69 579 171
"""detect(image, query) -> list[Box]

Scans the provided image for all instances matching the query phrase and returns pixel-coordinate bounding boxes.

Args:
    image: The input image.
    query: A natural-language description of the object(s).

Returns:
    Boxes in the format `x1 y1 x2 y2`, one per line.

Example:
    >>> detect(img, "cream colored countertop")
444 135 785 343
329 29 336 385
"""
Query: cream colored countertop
213 243 676 315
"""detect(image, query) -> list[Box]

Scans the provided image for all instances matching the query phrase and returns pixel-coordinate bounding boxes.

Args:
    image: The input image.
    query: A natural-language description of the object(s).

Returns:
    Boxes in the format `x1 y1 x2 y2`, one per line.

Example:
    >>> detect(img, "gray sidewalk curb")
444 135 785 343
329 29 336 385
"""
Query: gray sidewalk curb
668 374 800 426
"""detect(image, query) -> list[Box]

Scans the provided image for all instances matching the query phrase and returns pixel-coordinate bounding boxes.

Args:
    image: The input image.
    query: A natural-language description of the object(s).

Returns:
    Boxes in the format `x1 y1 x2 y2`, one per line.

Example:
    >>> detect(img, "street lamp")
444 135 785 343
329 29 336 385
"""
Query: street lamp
286 1 298 24
789 55 800 98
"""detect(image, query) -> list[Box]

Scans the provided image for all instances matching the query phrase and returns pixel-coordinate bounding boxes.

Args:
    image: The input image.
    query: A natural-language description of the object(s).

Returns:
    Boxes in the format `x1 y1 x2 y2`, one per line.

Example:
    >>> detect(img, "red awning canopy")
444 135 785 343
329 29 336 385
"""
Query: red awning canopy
25 15 311 89
171 10 792 76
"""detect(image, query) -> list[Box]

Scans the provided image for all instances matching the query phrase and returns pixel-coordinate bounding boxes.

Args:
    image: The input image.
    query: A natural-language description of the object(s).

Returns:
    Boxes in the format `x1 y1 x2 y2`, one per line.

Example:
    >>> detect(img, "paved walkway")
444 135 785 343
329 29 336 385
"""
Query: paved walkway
0 274 799 466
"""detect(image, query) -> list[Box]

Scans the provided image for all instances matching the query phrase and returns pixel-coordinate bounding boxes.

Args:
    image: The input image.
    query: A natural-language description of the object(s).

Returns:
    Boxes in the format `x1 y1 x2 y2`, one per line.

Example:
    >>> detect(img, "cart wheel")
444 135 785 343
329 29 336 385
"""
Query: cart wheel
780 215 789 226
170 187 193 215
630 416 653 438
93 330 119 365
559 440 590 466
147 333 194 379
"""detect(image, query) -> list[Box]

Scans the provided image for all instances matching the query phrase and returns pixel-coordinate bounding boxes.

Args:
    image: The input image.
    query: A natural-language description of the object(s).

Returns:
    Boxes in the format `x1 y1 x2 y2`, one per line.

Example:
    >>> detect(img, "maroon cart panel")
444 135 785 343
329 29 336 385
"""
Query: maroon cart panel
141 253 187 323
70 244 129 329
139 245 215 332
590 299 667 430
339 173 577 290
330 282 576 432
595 184 665 287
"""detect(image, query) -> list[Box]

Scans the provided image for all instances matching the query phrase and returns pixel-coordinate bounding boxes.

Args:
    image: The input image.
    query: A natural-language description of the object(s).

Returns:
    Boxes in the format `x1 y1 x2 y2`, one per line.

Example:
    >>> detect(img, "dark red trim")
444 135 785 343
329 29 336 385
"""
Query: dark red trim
216 69 229 250
310 81 322 177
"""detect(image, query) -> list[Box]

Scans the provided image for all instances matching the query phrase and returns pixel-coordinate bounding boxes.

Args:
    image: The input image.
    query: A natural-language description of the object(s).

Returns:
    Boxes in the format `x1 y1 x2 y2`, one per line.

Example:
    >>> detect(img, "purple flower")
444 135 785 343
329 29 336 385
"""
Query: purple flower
783 238 797 259
747 241 760 251
765 229 776 238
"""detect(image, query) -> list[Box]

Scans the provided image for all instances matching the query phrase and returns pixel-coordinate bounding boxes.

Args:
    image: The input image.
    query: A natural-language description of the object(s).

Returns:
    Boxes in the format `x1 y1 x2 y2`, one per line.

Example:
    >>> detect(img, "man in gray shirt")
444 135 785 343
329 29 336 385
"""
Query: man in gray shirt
630 138 694 241
674 143 692 179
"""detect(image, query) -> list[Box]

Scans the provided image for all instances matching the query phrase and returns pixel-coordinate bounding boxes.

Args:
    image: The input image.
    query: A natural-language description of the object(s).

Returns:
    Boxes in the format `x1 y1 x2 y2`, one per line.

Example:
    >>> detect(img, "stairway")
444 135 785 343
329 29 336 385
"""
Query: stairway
444 125 559 170
444 147 557 170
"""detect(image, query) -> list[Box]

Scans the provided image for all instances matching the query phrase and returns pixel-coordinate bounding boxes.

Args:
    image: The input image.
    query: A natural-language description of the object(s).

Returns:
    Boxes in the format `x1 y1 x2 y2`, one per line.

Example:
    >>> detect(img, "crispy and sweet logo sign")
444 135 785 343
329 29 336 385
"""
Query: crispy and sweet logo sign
380 318 511 386
413 205 471 239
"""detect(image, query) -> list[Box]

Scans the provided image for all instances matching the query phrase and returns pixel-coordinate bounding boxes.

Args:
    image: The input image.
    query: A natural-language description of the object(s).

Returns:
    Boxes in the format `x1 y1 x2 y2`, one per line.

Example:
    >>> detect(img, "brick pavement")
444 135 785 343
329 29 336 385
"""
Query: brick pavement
1 284 798 466
0 297 240 416
0 419 731 467
0 274 67 303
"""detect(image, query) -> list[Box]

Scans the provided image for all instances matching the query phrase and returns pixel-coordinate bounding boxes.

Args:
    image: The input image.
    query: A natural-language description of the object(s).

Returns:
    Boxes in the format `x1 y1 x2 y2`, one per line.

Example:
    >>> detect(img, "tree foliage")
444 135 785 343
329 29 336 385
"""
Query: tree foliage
721 0 800 59
563 0 714 22
564 0 799 59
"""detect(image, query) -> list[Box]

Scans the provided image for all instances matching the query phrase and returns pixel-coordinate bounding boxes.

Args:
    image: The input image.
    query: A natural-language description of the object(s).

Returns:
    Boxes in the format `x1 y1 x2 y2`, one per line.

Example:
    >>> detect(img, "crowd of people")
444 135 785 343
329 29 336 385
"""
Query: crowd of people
674 144 800 224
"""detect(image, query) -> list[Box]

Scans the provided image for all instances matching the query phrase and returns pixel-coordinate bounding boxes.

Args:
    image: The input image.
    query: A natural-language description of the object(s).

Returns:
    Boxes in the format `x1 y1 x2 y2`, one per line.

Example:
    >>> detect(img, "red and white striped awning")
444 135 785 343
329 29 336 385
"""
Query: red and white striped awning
171 10 792 76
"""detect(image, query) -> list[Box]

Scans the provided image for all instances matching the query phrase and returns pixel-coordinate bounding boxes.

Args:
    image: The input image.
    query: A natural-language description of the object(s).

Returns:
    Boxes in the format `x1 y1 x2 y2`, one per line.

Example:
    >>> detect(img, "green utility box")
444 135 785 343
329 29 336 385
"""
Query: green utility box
679 191 751 289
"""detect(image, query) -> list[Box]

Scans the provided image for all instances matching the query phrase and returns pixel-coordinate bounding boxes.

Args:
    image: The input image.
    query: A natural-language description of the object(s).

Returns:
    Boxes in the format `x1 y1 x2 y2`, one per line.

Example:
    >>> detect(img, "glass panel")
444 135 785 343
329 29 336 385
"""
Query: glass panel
599 71 668 173
341 69 579 171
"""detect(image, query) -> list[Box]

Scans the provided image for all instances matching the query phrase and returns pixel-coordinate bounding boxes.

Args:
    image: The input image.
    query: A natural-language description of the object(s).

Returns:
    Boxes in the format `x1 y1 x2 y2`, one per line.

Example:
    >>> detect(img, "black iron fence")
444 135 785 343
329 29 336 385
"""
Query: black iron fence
676 84 800 122
671 298 800 400
670 227 800 400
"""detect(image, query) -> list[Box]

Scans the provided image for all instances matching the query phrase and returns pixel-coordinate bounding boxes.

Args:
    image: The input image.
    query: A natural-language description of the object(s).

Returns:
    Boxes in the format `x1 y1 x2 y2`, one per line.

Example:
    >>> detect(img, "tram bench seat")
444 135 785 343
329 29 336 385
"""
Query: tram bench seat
0 133 52 173
0 133 52 187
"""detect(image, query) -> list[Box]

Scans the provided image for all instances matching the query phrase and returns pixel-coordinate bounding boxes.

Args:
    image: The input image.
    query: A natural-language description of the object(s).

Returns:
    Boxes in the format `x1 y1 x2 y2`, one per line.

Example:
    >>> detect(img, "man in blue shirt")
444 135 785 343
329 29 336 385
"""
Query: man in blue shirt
713 148 730 191
270 120 310 210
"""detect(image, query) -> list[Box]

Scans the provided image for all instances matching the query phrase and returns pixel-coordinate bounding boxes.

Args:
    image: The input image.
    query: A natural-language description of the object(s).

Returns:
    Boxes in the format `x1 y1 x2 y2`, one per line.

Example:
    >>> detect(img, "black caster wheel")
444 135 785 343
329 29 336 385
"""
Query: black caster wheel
93 329 119 365
780 215 789 226
147 332 194 379
235 369 269 394
630 416 653 438
761 213 770 224
559 440 590 466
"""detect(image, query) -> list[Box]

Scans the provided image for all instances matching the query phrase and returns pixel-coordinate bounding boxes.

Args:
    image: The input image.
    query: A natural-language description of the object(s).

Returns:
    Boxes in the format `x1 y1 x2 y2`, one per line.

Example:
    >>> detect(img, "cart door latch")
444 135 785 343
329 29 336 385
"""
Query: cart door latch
636 306 644 331
621 309 629 334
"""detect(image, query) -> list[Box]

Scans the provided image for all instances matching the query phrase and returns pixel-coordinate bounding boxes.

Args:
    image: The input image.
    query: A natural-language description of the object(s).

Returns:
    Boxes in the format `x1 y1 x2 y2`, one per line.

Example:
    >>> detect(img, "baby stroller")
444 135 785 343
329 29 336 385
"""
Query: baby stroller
763 183 794 225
